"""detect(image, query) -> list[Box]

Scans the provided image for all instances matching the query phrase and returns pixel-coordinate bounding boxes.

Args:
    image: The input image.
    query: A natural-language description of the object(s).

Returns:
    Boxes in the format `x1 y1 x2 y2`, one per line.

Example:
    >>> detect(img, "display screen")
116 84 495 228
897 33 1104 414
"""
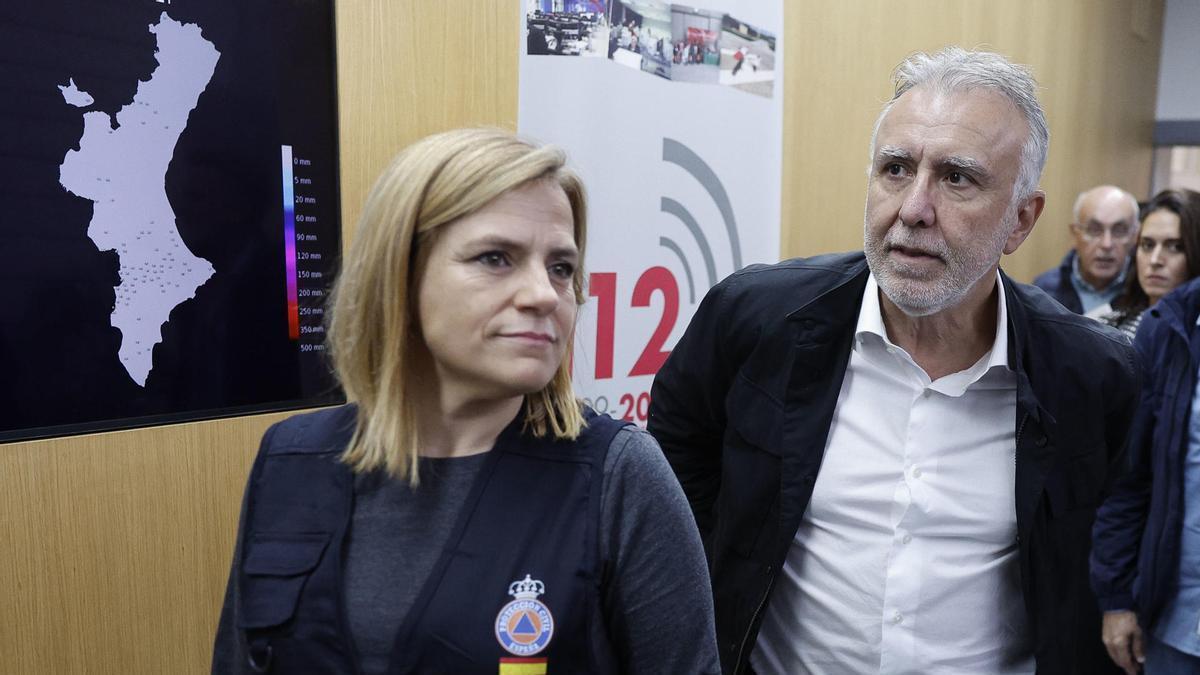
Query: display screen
0 0 343 442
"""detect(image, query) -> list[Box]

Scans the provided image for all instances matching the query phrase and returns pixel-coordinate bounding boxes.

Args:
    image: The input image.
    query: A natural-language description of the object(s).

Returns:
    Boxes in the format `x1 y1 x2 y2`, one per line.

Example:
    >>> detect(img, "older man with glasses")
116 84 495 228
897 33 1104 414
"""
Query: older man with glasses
1033 185 1141 314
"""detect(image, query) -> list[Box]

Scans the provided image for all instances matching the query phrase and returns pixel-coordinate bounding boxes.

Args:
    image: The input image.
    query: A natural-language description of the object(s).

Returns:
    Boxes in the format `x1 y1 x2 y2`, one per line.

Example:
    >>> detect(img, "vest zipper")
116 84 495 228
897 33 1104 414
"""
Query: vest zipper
734 566 775 674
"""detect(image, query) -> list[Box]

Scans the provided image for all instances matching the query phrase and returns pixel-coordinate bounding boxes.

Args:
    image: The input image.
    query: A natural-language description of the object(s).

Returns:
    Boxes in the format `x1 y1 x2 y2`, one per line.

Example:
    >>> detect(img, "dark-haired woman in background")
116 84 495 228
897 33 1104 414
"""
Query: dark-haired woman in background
1090 188 1200 339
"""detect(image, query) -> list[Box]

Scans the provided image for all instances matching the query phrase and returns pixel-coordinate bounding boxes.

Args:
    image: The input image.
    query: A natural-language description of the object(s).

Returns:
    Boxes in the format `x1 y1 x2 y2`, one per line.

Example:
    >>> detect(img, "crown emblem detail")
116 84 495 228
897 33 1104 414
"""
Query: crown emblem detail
508 574 545 600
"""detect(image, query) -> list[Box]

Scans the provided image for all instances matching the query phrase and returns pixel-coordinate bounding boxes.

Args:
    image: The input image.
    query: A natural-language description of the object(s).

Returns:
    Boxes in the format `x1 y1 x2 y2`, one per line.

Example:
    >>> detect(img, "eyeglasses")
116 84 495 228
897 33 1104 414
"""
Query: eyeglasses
1075 222 1136 242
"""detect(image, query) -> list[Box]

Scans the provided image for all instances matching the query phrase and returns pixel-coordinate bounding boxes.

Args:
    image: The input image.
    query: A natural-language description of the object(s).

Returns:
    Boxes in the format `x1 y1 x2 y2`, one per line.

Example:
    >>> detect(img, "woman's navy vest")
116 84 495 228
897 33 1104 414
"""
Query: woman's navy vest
236 405 628 674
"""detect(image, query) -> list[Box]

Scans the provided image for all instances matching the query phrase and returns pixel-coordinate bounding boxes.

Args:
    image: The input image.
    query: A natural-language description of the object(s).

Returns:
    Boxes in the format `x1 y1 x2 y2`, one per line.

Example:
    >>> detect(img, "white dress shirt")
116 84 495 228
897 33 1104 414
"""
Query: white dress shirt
751 272 1034 675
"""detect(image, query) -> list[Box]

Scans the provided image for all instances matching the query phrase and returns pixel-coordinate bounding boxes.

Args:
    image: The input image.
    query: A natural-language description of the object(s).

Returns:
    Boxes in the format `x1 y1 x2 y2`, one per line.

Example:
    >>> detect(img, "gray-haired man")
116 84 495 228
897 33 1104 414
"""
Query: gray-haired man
649 47 1138 673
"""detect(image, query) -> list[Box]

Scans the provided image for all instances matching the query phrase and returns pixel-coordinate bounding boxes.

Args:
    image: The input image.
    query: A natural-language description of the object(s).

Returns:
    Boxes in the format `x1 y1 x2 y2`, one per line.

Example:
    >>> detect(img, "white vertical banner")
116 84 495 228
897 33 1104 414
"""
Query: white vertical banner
519 0 783 424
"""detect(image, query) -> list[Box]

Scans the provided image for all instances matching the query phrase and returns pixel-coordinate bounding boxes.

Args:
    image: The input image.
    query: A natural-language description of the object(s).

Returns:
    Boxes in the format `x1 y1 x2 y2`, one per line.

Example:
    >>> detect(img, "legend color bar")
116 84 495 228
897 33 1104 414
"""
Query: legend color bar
281 145 299 340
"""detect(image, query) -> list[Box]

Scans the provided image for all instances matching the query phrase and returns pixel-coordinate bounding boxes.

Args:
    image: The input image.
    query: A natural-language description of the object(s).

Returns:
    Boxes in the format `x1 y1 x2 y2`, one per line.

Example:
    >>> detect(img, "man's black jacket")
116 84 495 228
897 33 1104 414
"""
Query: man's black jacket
648 252 1140 674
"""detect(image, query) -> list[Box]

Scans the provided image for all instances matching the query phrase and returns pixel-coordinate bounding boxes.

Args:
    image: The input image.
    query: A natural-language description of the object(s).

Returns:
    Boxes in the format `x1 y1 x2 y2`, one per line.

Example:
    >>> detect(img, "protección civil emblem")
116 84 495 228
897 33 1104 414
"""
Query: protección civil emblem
495 574 555 656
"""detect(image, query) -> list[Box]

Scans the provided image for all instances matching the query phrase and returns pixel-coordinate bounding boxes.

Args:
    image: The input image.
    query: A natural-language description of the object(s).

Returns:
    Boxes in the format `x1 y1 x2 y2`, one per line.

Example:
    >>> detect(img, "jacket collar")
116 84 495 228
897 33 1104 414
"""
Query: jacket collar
1000 271 1049 427
779 255 1050 424
784 258 1048 422
785 255 870 328
1058 249 1076 276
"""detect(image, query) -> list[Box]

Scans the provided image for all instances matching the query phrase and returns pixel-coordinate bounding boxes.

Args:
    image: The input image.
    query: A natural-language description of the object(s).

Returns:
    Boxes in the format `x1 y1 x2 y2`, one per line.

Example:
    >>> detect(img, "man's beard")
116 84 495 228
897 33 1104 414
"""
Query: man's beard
864 208 1015 317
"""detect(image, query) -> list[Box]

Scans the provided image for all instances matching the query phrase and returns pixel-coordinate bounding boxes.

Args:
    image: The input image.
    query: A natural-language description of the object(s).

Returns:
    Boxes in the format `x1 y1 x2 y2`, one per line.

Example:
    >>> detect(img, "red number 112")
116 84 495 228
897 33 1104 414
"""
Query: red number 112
586 267 679 380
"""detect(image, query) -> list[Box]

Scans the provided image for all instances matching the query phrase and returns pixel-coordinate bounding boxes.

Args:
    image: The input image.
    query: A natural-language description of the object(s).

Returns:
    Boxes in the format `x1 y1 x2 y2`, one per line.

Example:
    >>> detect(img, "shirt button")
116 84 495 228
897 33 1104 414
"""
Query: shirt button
892 611 903 624
886 347 896 355
912 467 923 479
921 390 931 398
902 533 912 544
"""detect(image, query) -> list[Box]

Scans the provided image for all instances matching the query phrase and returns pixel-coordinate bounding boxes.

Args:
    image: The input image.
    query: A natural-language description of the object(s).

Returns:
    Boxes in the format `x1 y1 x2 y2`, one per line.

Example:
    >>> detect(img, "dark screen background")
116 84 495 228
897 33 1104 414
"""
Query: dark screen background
0 0 343 441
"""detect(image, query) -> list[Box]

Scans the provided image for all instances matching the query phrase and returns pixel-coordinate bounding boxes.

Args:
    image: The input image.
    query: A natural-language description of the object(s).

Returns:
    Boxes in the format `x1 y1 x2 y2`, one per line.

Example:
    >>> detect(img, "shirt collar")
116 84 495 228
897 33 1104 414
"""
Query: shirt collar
855 272 1011 391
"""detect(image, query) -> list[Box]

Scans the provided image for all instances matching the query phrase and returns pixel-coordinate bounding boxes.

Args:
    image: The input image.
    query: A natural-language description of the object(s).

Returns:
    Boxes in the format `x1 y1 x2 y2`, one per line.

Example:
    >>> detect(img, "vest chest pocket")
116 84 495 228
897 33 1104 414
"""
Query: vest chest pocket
239 532 330 630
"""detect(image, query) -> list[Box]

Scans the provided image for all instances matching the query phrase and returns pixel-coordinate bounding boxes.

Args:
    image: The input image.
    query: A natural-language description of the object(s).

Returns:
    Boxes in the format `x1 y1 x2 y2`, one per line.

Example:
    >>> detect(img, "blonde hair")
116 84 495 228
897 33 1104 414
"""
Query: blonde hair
326 128 588 482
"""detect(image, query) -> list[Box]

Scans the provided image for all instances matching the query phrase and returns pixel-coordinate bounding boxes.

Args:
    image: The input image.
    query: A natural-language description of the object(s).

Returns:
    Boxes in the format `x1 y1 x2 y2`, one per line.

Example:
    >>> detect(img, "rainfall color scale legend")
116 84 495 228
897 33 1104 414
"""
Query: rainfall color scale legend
281 144 300 339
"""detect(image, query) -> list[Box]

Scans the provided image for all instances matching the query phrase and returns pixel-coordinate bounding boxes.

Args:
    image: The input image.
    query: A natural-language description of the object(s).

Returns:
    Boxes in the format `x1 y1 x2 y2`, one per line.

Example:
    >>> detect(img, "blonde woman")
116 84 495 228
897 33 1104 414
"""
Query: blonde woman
212 129 718 674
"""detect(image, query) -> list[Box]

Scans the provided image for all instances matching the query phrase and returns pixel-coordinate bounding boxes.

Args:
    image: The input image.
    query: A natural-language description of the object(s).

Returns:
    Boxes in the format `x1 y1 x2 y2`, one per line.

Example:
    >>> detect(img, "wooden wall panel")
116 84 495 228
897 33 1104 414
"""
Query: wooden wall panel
0 413 290 673
0 2 1160 673
335 1 519 242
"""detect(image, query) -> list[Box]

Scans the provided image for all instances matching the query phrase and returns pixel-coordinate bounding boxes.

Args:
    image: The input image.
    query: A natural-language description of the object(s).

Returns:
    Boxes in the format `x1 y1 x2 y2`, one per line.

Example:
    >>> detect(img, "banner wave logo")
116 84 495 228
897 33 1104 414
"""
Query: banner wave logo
658 137 741 303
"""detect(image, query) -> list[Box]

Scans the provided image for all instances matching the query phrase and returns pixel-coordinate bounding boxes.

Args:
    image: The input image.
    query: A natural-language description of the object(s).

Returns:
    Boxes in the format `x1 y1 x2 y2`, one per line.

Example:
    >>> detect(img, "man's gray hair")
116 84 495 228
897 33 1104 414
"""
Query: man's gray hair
870 47 1049 203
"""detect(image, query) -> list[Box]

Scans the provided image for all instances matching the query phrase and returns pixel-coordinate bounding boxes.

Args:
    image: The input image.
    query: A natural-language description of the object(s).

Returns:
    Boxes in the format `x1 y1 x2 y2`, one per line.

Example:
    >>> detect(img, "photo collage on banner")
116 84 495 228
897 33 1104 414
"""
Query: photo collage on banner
519 0 783 424
524 1 777 97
